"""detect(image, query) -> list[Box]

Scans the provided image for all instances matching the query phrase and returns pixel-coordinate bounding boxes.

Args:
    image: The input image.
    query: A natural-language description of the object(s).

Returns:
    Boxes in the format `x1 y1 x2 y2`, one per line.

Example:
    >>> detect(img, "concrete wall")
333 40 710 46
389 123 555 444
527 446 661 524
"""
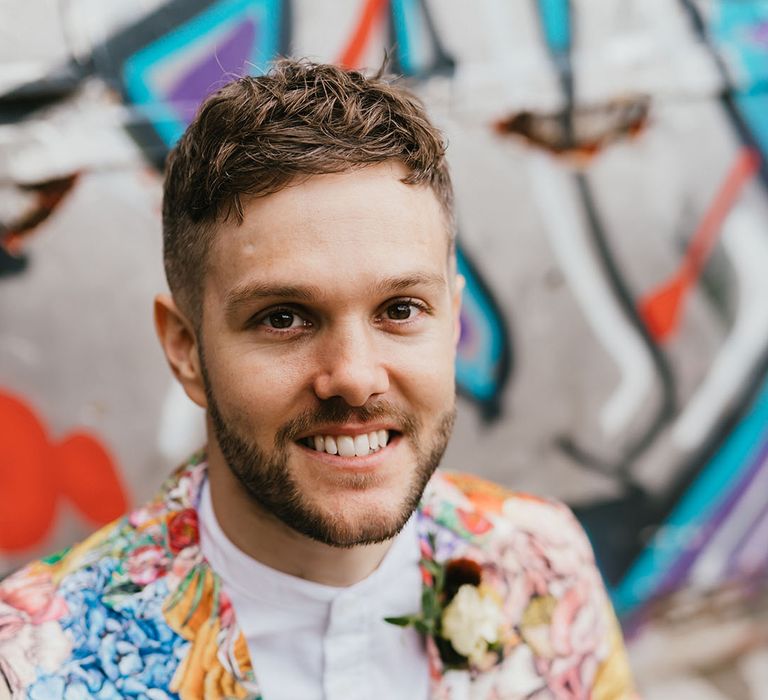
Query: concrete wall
2 1 768 695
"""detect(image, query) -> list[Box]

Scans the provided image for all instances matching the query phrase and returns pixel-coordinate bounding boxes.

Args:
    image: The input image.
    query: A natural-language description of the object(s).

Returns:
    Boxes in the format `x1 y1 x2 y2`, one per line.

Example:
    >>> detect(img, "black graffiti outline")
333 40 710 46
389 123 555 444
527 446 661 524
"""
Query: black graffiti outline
0 0 514 423
98 0 293 169
557 174 678 481
0 0 294 163
648 0 768 537
529 0 678 483
563 0 768 589
386 0 455 79
678 0 768 186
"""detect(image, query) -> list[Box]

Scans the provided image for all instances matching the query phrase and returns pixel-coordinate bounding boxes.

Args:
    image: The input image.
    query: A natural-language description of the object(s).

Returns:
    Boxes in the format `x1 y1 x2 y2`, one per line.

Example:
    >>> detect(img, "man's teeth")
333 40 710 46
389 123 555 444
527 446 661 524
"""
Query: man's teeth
306 430 389 456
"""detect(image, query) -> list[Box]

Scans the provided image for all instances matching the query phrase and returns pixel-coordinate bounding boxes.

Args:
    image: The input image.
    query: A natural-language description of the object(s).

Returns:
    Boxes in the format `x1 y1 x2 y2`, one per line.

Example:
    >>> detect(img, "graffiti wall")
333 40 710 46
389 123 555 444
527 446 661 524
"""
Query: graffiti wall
2 0 768 694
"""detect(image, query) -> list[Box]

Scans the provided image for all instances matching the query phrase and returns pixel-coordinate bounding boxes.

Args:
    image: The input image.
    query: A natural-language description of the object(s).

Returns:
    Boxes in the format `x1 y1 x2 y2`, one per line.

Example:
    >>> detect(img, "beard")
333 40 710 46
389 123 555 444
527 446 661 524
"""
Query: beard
200 357 456 548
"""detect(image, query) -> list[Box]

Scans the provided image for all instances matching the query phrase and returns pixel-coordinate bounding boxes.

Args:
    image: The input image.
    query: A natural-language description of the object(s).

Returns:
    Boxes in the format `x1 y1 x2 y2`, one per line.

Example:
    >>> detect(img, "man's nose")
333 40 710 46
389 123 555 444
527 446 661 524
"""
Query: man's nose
312 323 390 406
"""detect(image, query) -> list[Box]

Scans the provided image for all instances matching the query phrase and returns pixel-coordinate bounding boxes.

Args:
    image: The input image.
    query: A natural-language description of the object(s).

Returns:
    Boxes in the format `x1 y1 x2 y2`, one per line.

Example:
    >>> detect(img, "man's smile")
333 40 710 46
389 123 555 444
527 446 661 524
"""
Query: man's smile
292 418 406 460
294 429 405 470
299 429 392 456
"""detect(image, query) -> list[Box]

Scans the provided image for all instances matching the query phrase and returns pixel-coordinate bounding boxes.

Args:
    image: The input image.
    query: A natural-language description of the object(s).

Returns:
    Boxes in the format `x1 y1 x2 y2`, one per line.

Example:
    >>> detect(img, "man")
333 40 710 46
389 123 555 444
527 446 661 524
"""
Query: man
0 60 636 699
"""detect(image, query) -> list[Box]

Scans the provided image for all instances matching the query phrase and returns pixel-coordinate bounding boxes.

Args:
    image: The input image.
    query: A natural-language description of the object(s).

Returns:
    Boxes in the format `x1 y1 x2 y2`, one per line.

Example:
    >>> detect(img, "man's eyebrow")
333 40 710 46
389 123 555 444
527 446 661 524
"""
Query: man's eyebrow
371 272 447 295
224 272 447 315
224 282 323 316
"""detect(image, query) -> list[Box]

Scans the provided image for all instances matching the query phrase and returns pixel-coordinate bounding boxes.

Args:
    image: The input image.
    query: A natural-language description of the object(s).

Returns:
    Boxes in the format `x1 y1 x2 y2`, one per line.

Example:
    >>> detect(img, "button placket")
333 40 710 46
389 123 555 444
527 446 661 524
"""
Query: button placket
324 593 371 698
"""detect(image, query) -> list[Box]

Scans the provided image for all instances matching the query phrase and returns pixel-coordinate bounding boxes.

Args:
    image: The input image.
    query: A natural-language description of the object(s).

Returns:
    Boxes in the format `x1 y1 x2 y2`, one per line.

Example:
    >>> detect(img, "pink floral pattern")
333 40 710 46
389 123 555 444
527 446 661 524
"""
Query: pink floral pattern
0 569 71 697
0 457 636 699
419 473 638 699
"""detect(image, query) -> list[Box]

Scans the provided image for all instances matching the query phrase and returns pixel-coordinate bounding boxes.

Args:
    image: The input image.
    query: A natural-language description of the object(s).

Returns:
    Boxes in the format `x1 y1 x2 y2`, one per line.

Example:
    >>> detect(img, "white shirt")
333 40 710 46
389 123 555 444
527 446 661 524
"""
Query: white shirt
198 480 430 700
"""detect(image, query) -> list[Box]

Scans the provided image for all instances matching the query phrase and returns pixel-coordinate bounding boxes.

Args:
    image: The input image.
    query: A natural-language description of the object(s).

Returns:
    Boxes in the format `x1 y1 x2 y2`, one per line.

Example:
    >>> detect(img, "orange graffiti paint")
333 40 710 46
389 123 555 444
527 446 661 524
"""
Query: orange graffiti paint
639 148 761 342
0 391 128 553
494 95 650 163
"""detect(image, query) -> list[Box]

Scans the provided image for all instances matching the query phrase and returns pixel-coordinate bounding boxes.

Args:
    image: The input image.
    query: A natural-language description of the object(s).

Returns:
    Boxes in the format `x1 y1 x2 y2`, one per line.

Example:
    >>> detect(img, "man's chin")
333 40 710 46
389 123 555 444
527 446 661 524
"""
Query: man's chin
293 505 414 548
207 393 450 548
281 436 441 547
283 480 419 547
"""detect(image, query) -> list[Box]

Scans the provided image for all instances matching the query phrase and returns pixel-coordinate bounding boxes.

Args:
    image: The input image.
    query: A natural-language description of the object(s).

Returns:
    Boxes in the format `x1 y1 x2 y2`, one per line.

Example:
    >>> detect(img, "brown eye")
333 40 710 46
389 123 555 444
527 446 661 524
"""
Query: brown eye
264 310 299 329
386 303 413 320
255 306 311 333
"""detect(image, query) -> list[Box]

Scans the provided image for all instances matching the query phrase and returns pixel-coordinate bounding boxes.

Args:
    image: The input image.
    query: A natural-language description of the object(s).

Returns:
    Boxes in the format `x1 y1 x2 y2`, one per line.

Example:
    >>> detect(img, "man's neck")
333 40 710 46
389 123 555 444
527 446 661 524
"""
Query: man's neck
205 446 394 588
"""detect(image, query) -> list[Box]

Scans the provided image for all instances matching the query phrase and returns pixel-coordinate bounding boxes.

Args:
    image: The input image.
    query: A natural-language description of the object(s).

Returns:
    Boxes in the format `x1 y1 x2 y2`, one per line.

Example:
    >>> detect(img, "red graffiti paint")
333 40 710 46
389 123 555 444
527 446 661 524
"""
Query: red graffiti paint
337 0 389 68
639 148 760 342
0 391 128 552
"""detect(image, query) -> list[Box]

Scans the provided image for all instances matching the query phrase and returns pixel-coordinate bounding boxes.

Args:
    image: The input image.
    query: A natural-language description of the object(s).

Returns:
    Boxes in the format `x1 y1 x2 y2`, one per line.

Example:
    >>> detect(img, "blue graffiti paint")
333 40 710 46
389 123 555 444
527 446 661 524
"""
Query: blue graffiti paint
389 0 454 78
610 2 768 613
390 0 420 75
122 0 282 147
455 245 509 408
611 374 768 616
536 0 571 56
711 2 768 161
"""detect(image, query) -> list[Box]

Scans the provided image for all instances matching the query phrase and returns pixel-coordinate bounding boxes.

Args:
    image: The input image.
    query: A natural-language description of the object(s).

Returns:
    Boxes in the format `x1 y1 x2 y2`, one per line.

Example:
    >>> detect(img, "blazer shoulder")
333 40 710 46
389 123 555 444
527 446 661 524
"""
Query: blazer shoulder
433 470 597 562
440 470 565 511
3 514 127 582
429 473 637 699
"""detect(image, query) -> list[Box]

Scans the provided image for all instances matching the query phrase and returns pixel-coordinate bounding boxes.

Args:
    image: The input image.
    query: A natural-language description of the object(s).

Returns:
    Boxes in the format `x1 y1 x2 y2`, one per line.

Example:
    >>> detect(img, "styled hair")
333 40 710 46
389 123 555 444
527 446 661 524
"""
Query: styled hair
162 58 454 321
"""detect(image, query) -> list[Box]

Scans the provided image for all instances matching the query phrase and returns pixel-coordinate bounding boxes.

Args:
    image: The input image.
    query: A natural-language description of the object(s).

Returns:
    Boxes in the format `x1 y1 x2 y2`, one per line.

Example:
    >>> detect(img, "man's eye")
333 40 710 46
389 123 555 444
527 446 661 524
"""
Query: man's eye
387 303 414 320
384 300 427 321
260 309 308 330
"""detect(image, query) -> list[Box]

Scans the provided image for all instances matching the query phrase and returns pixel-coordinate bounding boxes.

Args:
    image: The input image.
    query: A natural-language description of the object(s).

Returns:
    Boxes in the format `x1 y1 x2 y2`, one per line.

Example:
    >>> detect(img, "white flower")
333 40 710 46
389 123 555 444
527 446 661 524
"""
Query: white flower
441 584 502 665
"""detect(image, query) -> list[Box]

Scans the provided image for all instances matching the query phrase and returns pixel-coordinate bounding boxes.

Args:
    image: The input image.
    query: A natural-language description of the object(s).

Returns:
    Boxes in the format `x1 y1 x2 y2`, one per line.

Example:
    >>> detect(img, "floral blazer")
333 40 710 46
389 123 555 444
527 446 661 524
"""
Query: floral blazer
0 454 637 699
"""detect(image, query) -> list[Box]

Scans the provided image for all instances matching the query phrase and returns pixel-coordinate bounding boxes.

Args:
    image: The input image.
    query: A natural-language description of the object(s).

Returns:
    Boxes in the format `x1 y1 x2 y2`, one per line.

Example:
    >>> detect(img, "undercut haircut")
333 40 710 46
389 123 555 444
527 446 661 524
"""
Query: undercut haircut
162 58 455 322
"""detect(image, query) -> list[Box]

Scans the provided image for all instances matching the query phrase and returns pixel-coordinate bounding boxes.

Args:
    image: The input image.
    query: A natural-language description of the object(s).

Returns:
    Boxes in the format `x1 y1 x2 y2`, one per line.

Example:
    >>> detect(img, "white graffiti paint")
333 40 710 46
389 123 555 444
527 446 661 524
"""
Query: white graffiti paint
529 151 655 436
672 204 768 450
157 380 206 465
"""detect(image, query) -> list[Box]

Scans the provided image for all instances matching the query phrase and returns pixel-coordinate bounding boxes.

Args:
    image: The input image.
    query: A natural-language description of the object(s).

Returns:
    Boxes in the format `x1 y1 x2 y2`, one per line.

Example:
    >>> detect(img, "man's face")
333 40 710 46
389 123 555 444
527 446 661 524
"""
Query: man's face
197 161 461 547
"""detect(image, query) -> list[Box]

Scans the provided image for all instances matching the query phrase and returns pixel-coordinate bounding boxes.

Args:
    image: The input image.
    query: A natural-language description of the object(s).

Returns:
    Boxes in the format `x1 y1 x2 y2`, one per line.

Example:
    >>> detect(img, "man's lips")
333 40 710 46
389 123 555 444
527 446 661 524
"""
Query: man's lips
296 422 399 439
295 431 402 468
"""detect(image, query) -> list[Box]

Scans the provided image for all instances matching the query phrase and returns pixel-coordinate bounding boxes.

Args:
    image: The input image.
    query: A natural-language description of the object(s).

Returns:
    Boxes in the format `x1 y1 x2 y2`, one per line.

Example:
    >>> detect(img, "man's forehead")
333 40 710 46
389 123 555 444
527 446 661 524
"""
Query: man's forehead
206 164 451 270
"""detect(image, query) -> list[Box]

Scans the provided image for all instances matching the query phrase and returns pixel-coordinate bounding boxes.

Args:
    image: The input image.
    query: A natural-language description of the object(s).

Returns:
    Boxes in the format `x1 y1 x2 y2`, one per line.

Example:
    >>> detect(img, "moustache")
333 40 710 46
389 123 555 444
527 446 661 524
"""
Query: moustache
276 398 419 447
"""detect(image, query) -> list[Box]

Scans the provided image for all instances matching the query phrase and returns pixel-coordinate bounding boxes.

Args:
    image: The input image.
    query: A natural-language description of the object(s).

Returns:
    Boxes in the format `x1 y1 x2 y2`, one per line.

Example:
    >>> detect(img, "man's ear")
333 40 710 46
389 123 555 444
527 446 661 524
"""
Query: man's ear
452 274 465 347
154 294 207 408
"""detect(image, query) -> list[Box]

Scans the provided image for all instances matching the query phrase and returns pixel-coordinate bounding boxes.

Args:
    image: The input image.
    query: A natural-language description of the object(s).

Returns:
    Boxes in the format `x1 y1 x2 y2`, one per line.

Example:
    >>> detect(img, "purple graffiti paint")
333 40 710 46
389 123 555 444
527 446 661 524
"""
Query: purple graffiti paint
655 435 768 596
168 19 258 124
458 309 472 351
728 491 768 576
748 22 768 47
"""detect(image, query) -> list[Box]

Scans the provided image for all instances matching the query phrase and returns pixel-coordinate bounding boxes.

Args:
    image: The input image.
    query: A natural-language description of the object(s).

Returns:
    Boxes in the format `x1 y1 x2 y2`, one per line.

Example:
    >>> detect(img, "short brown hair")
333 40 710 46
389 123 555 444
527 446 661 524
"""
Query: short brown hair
162 58 454 322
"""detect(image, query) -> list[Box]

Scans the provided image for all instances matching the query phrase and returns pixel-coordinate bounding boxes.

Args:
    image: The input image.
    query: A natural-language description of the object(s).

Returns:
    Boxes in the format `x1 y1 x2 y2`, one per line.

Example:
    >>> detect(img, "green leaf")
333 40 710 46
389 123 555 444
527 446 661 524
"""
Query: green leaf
106 581 141 596
421 559 442 577
422 587 440 620
435 565 445 594
427 532 437 553
41 547 71 566
384 615 416 627
414 619 431 635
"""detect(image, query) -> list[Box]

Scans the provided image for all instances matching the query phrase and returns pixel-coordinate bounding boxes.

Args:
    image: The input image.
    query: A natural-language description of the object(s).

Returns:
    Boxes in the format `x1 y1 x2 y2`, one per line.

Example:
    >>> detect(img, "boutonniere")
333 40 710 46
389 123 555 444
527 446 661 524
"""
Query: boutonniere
386 535 506 672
